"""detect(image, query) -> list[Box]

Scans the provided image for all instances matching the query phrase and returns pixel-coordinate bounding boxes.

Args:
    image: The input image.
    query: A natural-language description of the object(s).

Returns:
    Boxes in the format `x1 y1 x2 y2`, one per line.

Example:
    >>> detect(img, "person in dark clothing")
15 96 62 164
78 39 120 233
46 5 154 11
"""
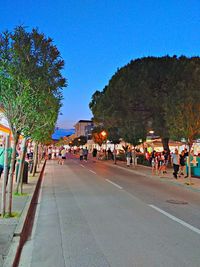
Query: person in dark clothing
92 148 97 162
184 148 189 178
83 147 88 161
107 148 113 160
179 150 185 177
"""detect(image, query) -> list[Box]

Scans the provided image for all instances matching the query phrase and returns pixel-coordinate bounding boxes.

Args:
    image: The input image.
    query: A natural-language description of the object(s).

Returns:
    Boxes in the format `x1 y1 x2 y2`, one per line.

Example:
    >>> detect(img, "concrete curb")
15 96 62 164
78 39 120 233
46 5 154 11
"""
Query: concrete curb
2 237 20 267
3 160 46 267
103 161 200 193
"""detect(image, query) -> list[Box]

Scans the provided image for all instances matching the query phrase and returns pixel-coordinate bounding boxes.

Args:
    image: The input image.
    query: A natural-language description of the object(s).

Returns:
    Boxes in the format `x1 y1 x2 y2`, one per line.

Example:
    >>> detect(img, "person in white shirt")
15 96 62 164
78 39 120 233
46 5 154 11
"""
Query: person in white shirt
61 148 66 165
171 148 180 179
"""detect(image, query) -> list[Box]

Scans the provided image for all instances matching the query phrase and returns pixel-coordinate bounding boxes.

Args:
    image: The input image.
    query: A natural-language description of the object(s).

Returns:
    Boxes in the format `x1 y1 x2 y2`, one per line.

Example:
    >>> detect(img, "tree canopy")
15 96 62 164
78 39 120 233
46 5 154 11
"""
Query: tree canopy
90 56 200 150
0 26 67 215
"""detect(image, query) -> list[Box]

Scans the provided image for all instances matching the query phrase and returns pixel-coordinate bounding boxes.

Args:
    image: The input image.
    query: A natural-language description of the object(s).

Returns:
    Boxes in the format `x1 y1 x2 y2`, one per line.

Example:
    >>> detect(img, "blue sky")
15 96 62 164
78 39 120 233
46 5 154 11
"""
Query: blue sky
1 0 200 128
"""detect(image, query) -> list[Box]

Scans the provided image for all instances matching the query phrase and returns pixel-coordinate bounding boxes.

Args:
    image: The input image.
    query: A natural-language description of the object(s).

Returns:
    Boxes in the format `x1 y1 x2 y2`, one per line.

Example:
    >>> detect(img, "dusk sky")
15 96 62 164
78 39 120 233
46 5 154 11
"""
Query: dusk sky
1 0 200 129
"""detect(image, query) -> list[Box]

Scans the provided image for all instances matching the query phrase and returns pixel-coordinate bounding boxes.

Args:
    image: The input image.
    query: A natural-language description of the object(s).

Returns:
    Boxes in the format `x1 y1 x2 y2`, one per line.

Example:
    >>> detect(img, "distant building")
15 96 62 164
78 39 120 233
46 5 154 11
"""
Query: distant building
74 120 93 138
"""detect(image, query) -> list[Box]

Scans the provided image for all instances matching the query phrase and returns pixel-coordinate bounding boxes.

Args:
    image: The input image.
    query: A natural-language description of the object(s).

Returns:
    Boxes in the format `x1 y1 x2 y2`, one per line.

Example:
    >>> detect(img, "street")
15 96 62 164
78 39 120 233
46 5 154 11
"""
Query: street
19 156 200 267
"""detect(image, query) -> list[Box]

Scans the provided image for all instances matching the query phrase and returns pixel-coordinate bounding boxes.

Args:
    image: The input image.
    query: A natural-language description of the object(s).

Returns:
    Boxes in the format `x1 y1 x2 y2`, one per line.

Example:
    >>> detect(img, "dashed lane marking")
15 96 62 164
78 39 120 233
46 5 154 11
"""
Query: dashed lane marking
105 179 123 189
149 204 200 235
89 170 96 174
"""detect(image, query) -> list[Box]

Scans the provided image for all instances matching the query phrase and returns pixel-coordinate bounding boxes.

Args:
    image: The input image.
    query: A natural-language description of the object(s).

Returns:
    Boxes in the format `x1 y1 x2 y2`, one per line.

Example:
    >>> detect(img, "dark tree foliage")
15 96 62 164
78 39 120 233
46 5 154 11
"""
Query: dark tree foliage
89 56 200 151
72 136 87 146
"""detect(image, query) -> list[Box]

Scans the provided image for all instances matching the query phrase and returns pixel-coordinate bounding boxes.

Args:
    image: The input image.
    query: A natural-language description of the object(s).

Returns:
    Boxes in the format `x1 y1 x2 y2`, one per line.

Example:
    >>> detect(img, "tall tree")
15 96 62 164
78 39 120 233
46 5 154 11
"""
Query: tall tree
89 56 200 152
0 26 67 215
165 57 200 182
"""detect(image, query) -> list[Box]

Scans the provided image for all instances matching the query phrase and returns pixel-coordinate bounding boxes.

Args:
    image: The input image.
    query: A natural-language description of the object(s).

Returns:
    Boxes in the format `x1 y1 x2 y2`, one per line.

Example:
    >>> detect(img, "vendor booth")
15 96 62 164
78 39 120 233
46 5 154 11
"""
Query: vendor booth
186 156 200 178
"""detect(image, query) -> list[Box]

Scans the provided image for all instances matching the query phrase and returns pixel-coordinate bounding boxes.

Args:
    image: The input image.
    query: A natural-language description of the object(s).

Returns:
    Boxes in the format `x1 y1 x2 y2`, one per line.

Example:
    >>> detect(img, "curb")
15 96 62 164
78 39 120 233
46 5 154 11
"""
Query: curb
103 161 200 193
3 160 46 267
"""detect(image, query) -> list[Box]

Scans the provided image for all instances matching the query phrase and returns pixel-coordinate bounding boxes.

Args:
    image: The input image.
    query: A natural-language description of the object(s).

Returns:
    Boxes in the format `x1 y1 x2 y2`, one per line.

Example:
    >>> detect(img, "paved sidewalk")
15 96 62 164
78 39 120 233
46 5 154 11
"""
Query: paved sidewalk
0 164 42 267
101 158 200 192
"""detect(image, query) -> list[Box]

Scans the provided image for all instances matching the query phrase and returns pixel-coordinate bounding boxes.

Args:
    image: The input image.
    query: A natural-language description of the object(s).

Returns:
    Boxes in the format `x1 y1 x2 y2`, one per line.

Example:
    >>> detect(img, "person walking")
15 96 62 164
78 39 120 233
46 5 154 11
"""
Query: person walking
83 147 88 161
126 147 132 167
92 147 97 162
58 147 63 165
47 147 52 160
163 150 169 174
184 148 189 178
79 148 84 161
179 150 185 177
171 148 180 179
61 147 67 165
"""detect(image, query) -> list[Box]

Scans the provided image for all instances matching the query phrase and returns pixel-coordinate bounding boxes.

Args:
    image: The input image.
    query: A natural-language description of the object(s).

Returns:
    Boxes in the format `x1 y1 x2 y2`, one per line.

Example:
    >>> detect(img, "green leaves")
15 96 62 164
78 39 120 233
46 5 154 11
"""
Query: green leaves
90 56 200 148
0 26 67 143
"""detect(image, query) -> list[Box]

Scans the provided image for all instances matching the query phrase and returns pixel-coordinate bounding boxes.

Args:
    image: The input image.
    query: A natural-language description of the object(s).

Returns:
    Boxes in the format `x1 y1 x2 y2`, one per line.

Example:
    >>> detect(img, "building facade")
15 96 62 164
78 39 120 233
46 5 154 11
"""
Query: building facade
74 120 93 138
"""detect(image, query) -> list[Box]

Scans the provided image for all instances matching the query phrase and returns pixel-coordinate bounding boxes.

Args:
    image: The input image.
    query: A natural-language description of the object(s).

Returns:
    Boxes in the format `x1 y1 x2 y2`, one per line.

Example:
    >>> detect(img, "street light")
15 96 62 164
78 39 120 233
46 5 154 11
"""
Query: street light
101 131 107 158
78 138 81 147
101 130 107 137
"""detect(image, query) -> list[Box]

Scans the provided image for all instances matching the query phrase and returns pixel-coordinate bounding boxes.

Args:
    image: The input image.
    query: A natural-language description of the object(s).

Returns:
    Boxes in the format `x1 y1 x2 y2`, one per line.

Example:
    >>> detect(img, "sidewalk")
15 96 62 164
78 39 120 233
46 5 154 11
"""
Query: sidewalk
101 158 200 193
0 163 43 267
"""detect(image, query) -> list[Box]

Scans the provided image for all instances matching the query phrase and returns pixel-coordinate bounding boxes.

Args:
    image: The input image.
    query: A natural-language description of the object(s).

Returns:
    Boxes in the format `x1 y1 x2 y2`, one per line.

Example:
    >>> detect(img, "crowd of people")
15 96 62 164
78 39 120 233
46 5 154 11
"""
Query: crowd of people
45 144 196 180
146 148 189 179
46 146 91 164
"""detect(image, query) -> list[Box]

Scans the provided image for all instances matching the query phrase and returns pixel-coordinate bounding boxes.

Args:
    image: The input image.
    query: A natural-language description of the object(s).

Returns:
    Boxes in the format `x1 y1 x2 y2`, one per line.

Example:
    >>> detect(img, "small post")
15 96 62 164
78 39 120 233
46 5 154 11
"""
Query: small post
1 134 9 217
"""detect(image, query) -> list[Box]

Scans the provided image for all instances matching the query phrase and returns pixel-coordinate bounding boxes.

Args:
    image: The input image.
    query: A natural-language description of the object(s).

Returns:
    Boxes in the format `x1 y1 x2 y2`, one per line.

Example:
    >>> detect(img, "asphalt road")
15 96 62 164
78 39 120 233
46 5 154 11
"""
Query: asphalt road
19 156 200 267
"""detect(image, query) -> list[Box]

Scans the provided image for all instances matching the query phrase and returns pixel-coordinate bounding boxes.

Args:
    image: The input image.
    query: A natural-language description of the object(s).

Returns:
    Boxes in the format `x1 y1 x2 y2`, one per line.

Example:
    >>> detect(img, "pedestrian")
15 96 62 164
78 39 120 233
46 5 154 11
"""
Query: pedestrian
61 147 66 165
107 148 112 160
58 148 62 165
56 147 60 159
184 148 189 178
92 147 97 162
179 150 185 177
158 151 168 175
163 150 169 174
83 147 88 161
52 147 56 159
126 147 132 167
79 148 84 161
48 147 52 160
171 148 180 179
151 151 158 175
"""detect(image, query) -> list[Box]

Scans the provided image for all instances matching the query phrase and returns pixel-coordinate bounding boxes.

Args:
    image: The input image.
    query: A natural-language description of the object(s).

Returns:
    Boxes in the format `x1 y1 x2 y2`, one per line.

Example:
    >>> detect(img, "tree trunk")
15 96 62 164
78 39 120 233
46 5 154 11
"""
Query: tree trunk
1 135 9 217
161 137 170 152
7 133 19 216
16 137 27 194
33 143 39 176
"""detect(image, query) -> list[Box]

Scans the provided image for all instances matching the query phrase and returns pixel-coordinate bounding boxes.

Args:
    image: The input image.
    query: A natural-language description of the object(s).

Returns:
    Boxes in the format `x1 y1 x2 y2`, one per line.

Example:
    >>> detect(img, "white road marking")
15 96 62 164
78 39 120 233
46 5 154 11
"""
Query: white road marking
105 179 123 189
149 204 200 235
80 164 85 168
89 170 96 174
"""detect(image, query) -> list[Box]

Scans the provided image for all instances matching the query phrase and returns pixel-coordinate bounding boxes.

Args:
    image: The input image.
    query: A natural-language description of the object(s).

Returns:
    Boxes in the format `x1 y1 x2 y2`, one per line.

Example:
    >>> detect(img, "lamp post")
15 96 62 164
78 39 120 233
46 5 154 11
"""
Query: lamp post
101 131 107 138
101 131 107 158
148 130 155 153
